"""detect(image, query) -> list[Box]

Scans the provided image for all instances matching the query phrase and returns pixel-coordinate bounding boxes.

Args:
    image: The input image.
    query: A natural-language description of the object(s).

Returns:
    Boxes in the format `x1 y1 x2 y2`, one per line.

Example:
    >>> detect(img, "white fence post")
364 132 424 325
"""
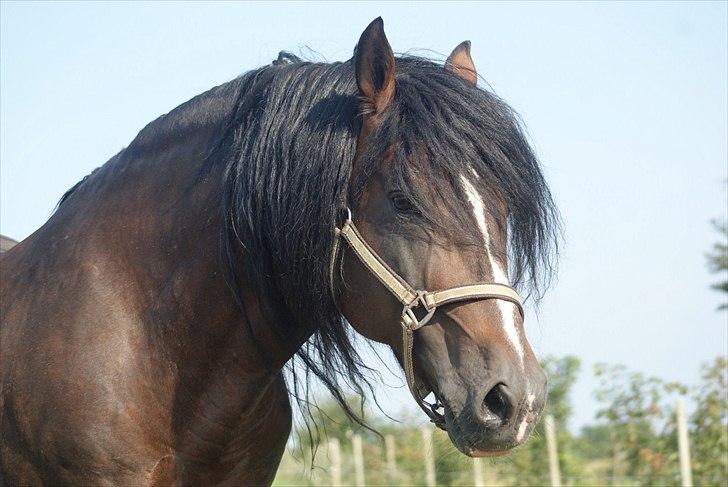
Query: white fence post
328 437 342 486
352 433 365 487
472 457 485 487
385 434 398 483
676 396 693 487
421 426 436 487
545 415 562 487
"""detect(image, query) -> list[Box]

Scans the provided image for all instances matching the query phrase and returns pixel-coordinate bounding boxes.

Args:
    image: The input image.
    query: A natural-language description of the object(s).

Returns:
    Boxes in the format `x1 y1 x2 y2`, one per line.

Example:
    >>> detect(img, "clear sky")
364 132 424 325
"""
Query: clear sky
1 1 726 432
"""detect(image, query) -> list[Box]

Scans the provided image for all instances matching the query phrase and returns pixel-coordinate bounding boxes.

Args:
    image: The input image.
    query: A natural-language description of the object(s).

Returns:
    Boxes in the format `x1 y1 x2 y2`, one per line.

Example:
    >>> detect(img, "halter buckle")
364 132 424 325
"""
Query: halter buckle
401 291 436 331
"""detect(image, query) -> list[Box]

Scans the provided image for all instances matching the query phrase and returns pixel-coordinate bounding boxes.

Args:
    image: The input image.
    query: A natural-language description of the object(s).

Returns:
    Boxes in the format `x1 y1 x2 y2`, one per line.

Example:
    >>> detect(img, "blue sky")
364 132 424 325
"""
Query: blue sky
1 1 726 431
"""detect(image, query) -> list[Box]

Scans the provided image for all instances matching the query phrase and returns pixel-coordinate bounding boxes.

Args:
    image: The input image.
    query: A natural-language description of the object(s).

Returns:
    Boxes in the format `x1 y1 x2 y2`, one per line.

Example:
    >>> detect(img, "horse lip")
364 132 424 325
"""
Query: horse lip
467 448 510 458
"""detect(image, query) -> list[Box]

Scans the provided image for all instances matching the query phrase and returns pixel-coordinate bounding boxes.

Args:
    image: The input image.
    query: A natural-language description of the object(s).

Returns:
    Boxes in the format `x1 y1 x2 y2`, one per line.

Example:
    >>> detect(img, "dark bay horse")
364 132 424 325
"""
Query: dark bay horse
0 18 558 486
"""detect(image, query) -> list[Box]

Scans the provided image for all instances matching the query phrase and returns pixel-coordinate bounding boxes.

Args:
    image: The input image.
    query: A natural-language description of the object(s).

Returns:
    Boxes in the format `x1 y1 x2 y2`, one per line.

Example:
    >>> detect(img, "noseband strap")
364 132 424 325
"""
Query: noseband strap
330 210 524 429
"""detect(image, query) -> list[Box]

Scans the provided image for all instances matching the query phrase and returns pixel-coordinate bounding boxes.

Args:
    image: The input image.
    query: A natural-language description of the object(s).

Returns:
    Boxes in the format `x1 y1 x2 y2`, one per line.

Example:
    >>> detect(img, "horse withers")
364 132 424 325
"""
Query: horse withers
0 18 558 485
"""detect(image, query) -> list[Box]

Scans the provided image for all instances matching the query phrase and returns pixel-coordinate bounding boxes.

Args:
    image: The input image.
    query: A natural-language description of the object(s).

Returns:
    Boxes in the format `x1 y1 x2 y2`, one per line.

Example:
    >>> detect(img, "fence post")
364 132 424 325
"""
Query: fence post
385 434 398 483
472 457 484 487
676 396 693 487
545 415 562 487
610 425 623 486
351 433 365 487
421 426 436 487
328 437 342 486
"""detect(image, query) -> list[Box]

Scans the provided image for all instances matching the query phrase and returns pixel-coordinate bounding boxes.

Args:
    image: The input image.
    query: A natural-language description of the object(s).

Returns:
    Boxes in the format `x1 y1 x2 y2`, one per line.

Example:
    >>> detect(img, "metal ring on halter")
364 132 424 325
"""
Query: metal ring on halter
401 291 436 331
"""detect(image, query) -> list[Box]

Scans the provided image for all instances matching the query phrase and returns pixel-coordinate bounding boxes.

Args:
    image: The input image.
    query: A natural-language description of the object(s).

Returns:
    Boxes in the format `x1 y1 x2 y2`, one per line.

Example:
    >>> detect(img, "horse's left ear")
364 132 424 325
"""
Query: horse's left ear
446 41 477 86
354 17 396 117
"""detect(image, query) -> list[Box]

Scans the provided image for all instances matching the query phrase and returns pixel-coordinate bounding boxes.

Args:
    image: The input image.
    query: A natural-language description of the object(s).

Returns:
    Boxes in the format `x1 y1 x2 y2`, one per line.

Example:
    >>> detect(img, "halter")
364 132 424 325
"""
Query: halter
330 209 524 429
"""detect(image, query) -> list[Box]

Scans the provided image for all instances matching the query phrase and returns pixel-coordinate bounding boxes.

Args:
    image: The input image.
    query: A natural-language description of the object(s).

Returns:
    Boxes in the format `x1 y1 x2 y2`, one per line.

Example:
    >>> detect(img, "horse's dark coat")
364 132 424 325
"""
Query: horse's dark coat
0 18 558 485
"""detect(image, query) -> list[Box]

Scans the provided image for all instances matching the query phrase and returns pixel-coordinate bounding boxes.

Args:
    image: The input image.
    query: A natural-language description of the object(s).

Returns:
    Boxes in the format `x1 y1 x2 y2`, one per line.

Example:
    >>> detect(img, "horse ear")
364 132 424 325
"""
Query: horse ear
445 40 477 86
354 17 396 117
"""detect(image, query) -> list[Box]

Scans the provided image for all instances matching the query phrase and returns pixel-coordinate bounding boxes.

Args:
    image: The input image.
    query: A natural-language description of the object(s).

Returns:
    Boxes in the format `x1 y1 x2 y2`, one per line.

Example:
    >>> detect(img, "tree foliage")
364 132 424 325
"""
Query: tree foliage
690 356 728 484
593 363 682 485
707 218 728 310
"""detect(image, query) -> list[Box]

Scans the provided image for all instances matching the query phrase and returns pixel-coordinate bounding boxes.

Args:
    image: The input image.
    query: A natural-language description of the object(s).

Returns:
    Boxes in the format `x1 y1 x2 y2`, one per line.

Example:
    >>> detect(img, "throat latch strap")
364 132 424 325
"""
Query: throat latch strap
331 213 524 429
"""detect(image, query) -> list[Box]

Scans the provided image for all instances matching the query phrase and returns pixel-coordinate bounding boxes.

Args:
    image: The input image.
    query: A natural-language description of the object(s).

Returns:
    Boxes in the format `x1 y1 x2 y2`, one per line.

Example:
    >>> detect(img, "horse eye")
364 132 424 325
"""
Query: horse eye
389 192 417 214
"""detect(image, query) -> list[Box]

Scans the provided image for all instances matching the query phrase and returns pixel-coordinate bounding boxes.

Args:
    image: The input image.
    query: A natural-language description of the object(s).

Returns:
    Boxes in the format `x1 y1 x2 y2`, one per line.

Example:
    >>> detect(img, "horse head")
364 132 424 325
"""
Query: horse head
333 18 553 456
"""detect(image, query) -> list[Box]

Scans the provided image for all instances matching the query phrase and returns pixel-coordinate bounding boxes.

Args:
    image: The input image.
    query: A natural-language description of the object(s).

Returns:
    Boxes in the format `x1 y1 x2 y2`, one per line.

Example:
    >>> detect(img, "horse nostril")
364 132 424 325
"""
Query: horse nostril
482 383 513 425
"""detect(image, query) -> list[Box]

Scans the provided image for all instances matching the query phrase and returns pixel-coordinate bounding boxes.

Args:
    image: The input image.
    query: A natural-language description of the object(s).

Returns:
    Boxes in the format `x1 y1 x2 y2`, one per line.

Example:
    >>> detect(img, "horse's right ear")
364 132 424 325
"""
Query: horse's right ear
354 17 396 118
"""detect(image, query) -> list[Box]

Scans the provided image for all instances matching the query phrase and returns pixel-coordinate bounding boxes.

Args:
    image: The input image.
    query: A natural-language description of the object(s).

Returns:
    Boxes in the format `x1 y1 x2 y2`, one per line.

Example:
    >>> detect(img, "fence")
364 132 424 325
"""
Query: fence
274 398 700 486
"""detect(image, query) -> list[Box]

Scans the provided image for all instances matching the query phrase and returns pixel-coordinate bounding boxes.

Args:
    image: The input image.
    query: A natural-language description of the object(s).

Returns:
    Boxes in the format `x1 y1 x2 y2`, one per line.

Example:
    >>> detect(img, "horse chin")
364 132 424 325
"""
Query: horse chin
444 421 515 457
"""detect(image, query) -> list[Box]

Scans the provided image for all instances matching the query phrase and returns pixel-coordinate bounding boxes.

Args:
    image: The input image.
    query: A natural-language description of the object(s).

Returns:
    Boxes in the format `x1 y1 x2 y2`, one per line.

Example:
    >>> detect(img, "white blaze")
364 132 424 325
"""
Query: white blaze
460 174 525 366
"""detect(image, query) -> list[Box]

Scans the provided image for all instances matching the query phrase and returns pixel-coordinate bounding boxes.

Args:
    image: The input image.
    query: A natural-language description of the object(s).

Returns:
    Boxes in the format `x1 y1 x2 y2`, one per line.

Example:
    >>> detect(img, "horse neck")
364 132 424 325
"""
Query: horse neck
57 126 297 380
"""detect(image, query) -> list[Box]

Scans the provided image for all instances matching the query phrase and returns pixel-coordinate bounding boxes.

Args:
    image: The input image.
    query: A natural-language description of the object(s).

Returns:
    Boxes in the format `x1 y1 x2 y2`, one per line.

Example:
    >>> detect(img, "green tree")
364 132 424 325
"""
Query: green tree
593 363 680 486
575 423 612 462
707 218 728 310
690 356 728 485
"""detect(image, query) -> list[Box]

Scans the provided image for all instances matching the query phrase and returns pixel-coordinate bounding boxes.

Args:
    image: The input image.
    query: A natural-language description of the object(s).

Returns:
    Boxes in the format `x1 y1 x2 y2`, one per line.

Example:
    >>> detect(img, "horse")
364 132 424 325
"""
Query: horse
0 18 559 486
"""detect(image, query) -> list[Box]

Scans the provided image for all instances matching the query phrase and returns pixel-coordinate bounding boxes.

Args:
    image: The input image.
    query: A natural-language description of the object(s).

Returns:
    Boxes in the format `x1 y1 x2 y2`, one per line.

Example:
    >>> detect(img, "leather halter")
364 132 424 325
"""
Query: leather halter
330 209 524 429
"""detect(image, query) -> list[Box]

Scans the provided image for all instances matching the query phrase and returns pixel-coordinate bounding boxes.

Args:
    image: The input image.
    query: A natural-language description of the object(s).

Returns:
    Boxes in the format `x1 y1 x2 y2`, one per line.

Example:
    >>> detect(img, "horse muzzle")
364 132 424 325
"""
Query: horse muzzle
437 368 547 455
